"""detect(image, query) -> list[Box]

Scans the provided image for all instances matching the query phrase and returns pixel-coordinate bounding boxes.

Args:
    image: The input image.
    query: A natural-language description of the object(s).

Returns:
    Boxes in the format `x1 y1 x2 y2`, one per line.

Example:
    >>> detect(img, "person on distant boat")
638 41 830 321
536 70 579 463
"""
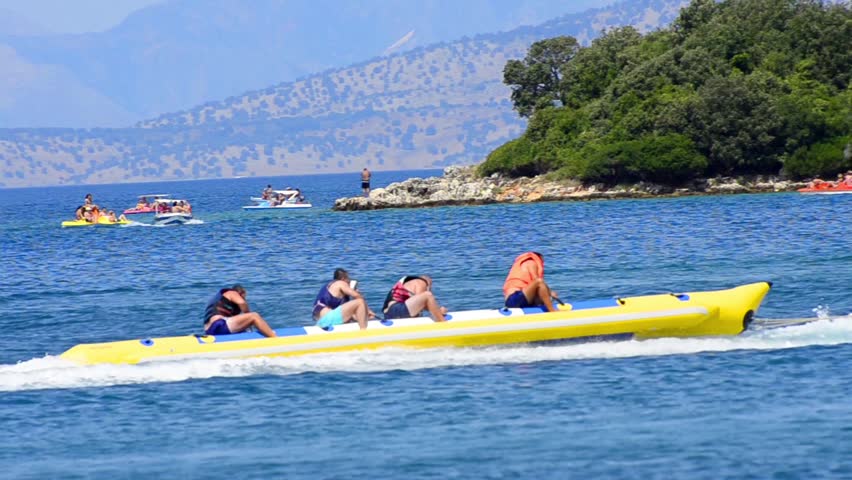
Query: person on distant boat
203 285 276 337
312 268 375 330
136 197 149 209
262 185 273 200
76 193 100 222
808 178 830 189
105 210 126 223
503 251 557 312
172 201 191 214
382 275 447 321
361 167 371 197
843 171 852 186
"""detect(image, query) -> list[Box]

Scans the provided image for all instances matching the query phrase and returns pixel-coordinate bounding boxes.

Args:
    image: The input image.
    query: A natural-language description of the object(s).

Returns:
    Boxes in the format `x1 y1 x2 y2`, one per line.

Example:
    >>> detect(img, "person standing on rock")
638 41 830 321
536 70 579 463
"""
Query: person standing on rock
361 167 371 197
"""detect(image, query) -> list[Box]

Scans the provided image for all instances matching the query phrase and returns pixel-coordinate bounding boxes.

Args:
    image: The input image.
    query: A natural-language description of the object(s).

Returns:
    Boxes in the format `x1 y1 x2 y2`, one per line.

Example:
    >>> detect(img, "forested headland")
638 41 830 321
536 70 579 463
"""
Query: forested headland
480 0 851 184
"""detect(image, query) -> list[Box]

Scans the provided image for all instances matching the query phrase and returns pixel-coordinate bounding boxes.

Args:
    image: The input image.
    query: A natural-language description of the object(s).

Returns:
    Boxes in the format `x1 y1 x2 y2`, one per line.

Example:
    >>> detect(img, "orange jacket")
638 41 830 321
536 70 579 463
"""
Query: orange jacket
502 252 544 297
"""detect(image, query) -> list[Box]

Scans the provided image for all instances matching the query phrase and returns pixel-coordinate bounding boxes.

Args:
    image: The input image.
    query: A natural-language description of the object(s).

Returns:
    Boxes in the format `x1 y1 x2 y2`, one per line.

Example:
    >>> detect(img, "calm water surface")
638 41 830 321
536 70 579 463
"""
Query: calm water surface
1 170 850 479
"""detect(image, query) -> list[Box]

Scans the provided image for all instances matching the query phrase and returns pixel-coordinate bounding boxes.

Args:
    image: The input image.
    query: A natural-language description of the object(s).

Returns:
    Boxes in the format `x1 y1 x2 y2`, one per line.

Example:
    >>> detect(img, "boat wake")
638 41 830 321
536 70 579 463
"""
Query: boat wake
2 315 850 392
121 221 149 227
122 219 204 228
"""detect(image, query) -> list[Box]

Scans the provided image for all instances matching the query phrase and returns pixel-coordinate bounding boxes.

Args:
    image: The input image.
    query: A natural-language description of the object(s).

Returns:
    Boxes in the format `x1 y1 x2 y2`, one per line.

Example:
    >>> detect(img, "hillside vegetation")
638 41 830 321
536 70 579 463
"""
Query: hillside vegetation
480 0 852 183
0 0 610 127
0 0 687 187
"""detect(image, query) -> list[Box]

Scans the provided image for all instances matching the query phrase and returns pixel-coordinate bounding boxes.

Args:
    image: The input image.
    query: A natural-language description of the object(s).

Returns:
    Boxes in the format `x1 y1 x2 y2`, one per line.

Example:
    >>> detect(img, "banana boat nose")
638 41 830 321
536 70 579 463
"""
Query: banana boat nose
732 281 772 332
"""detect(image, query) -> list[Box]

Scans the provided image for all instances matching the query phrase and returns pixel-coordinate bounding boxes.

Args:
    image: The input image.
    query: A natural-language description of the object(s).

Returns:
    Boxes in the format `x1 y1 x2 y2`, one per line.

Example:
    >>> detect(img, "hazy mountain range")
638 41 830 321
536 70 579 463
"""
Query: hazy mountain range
0 0 613 128
0 8 52 36
0 0 689 188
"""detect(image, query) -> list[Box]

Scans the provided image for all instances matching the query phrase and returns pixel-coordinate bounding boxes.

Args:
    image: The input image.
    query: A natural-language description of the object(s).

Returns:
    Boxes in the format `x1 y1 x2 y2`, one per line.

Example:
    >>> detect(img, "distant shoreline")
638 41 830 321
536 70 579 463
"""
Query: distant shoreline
333 166 811 211
0 168 445 191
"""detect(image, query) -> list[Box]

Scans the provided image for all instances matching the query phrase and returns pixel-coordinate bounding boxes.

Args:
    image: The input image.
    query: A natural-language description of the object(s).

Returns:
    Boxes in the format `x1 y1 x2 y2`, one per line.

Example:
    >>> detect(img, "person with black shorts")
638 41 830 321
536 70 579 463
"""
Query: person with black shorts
361 167 371 197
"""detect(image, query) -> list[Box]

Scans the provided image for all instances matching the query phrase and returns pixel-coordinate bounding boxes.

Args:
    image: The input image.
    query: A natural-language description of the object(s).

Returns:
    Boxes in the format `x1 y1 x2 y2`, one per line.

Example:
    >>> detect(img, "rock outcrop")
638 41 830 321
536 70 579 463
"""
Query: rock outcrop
332 166 809 211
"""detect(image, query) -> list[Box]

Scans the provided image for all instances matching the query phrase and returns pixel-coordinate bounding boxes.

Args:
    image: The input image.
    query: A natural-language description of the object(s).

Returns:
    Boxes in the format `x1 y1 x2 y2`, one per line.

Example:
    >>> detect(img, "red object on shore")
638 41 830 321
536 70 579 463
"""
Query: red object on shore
798 183 852 194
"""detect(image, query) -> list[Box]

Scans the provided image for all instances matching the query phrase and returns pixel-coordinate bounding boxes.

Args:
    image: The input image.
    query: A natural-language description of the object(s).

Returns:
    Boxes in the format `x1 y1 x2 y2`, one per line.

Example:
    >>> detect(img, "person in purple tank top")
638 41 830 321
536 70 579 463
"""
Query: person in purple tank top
312 268 375 330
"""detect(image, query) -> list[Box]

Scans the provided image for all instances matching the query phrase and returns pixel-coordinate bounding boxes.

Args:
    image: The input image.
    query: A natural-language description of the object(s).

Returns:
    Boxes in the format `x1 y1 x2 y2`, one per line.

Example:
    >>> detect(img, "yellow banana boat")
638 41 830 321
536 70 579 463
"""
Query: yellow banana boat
61 217 130 227
60 282 772 365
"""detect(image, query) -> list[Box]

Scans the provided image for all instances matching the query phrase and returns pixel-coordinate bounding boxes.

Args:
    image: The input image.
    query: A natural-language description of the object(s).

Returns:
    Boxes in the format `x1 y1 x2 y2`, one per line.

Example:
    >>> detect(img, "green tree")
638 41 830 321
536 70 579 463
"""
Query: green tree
672 0 718 42
503 36 580 117
783 135 852 178
570 134 706 184
478 137 537 177
688 74 785 175
561 27 643 107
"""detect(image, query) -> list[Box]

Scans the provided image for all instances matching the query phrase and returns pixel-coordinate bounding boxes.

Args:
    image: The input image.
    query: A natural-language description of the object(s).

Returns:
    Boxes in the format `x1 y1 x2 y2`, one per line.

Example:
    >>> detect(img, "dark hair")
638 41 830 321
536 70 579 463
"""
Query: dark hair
531 251 543 259
231 284 246 296
333 268 349 280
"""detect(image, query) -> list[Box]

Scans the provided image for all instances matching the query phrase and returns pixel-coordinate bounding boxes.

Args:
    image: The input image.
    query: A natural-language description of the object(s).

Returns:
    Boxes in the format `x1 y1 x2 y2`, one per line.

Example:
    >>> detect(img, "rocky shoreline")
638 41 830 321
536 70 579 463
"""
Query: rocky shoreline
332 166 809 211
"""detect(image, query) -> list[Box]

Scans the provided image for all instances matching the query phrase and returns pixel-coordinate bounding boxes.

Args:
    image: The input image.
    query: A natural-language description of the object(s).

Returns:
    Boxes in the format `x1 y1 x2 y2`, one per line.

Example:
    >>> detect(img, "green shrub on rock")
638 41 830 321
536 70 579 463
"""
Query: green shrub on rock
783 136 852 179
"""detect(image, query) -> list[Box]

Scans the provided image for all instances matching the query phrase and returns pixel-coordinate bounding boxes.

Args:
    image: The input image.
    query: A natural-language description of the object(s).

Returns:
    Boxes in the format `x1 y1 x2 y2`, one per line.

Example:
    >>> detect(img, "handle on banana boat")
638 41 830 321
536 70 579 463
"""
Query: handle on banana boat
668 292 690 301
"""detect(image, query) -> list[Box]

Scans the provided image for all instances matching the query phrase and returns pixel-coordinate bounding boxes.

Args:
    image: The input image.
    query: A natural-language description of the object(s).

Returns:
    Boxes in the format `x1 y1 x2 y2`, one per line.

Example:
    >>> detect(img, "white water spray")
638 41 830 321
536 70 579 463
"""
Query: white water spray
1 315 850 392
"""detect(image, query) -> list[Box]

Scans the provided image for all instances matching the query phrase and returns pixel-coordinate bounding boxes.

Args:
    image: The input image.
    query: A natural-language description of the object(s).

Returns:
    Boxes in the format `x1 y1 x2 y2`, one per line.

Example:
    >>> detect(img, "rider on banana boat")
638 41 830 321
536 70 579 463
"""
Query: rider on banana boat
203 285 276 337
382 275 447 321
503 251 557 312
312 268 375 330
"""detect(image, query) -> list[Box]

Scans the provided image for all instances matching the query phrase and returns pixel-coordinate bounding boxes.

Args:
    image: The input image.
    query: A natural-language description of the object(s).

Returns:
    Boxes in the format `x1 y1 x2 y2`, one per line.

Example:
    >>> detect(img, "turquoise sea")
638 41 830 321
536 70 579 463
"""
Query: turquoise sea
1 169 851 479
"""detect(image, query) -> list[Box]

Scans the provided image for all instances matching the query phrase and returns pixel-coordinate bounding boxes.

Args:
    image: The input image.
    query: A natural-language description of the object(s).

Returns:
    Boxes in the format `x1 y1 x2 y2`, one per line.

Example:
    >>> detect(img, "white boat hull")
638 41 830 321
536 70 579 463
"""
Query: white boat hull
243 202 312 210
154 213 193 225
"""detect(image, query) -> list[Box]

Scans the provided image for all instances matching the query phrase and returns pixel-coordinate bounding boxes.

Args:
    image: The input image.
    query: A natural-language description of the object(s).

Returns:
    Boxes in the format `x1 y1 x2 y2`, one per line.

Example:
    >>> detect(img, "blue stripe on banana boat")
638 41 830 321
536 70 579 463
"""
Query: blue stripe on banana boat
60 282 772 365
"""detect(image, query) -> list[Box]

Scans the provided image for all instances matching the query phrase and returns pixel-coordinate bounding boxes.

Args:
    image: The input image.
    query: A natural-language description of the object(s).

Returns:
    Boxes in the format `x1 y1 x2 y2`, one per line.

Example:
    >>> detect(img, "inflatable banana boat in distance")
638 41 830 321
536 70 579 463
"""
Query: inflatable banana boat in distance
61 217 130 227
60 282 772 365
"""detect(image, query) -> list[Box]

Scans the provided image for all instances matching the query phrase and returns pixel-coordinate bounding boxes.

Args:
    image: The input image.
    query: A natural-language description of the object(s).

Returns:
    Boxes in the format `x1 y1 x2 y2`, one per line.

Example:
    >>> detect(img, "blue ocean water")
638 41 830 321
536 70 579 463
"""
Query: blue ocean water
1 170 851 479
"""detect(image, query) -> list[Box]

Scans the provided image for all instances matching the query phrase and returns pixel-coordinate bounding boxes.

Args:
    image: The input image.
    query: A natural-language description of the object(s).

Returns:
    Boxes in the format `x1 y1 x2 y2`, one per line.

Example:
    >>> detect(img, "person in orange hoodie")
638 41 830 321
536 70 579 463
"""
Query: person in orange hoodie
502 252 557 312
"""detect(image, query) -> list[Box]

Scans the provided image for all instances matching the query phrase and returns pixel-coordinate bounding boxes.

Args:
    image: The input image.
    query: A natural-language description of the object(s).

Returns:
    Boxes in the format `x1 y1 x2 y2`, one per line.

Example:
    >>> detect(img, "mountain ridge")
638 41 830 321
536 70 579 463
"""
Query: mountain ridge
0 0 612 127
0 0 688 188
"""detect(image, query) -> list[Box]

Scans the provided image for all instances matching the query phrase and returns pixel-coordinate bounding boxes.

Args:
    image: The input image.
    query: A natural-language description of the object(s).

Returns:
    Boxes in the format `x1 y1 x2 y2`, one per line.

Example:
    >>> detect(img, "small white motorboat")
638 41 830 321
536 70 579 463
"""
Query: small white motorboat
244 189 312 210
151 197 194 225
154 212 194 225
